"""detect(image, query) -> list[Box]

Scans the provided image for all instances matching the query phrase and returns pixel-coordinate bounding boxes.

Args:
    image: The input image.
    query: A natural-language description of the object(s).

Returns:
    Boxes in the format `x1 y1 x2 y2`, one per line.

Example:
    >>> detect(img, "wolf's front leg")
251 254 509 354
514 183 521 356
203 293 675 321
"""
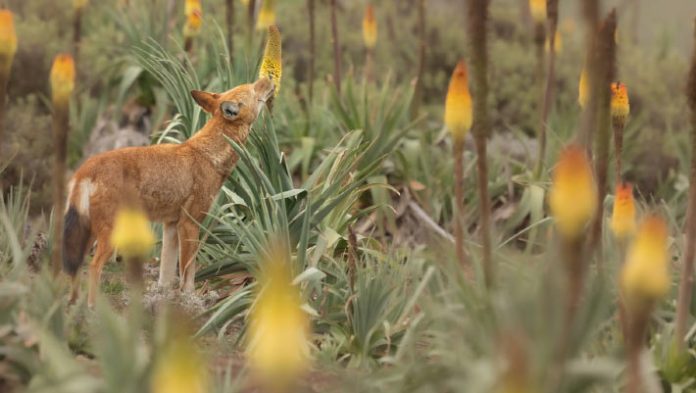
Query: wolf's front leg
177 219 200 293
158 223 179 288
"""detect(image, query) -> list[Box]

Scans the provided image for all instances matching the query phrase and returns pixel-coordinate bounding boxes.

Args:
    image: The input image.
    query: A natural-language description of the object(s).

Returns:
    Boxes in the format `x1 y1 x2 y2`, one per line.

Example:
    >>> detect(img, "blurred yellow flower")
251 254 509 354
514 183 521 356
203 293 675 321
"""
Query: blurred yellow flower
621 215 670 308
248 250 309 392
73 0 89 10
610 182 636 239
444 60 472 141
529 0 546 24
611 81 630 126
185 0 201 17
362 4 377 49
50 54 76 105
151 322 208 393
183 9 202 38
259 25 282 95
109 207 155 259
0 10 18 75
578 68 588 109
548 145 597 239
256 0 276 30
240 0 250 5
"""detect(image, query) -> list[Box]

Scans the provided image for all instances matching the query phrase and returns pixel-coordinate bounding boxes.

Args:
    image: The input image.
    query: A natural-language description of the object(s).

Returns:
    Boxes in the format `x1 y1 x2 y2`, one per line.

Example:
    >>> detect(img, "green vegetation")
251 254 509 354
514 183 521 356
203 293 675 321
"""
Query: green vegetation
2 0 696 392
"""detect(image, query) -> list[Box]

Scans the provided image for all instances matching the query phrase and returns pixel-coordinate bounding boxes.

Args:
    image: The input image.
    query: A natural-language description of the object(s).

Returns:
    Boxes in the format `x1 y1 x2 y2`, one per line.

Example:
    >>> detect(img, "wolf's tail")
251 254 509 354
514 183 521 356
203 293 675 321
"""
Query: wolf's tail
63 205 91 277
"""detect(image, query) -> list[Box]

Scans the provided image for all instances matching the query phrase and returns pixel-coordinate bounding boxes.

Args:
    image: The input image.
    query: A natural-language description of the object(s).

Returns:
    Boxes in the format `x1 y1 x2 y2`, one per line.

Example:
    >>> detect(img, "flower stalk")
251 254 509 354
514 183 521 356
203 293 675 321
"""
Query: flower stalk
533 0 558 178
306 0 315 102
72 0 88 60
0 9 17 157
330 0 341 94
467 0 493 287
611 82 630 179
445 60 472 277
588 10 617 255
183 0 202 54
110 206 155 291
621 215 670 393
226 0 234 63
362 4 377 83
259 24 282 111
50 54 76 276
409 0 426 119
675 17 696 350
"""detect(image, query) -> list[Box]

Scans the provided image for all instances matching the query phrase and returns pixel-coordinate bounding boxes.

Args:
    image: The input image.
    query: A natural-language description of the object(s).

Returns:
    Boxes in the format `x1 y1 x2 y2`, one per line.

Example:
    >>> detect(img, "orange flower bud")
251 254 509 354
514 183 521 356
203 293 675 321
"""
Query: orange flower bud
548 145 598 238
362 4 377 49
611 82 630 127
444 60 472 141
578 68 589 109
256 0 276 30
529 0 546 24
610 182 636 239
50 54 76 104
621 215 670 309
0 10 18 75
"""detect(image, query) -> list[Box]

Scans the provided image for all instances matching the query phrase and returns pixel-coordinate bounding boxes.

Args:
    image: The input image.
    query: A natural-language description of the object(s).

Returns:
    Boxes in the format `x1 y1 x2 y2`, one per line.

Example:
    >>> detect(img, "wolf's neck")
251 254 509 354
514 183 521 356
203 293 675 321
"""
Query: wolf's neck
185 121 250 176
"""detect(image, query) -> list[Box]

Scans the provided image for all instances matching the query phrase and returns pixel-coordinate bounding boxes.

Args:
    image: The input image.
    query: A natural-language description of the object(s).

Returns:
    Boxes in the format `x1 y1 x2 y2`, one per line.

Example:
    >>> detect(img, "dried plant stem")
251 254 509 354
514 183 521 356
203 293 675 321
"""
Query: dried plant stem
468 0 493 287
364 48 373 84
613 121 624 180
625 308 650 393
347 225 358 293
51 101 70 276
247 0 256 47
588 11 617 255
409 0 426 119
307 0 315 102
226 0 234 63
534 0 558 179
330 0 342 94
577 0 599 148
0 71 8 159
675 17 696 348
452 138 471 278
73 8 82 60
184 37 193 54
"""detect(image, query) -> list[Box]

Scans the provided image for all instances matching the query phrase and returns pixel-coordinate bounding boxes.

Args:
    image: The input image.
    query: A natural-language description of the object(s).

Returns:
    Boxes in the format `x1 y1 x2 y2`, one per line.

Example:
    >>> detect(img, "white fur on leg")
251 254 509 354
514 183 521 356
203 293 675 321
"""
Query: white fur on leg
181 259 196 293
158 224 179 288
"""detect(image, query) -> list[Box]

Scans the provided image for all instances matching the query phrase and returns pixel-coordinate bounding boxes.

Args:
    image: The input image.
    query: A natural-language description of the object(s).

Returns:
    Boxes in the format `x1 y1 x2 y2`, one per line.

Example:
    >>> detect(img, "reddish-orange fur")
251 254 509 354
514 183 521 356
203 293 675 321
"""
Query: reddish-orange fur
64 78 275 306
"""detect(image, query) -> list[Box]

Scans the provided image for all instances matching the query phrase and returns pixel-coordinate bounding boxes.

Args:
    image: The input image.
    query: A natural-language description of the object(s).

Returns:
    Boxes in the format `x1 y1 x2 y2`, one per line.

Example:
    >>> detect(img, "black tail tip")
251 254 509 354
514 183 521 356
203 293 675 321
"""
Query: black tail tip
63 206 90 276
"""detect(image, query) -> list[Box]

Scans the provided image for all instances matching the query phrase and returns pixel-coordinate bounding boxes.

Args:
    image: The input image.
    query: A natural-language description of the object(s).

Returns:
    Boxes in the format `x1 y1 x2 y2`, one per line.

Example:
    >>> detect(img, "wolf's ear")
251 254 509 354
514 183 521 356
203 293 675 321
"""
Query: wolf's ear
191 90 219 113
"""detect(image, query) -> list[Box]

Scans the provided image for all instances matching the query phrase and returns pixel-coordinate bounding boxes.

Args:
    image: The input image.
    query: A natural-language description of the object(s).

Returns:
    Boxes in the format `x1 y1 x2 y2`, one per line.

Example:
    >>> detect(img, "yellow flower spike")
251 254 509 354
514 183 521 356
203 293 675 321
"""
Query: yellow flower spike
578 68 589 109
247 247 309 392
73 0 89 10
151 318 208 393
611 81 630 127
185 0 202 17
259 25 282 95
529 0 546 24
611 182 637 240
362 4 377 50
240 0 250 6
444 60 472 141
0 10 18 75
621 215 670 309
50 54 76 105
109 207 155 259
548 145 598 239
256 0 276 30
183 9 203 38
